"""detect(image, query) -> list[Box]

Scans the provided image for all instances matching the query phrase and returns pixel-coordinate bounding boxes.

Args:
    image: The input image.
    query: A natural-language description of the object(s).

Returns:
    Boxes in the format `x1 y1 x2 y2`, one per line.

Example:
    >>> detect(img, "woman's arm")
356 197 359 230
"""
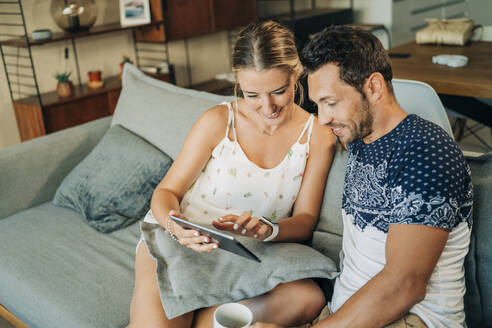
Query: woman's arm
272 117 335 241
150 105 228 241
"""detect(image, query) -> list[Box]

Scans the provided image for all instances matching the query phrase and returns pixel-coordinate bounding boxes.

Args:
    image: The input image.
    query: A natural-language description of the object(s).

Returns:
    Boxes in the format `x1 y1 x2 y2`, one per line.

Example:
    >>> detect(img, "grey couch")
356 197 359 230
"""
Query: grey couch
0 65 490 328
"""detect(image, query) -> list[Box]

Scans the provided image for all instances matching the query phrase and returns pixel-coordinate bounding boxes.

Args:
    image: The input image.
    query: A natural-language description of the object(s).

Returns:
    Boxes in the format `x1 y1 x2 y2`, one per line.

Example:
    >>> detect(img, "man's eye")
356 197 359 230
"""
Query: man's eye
328 102 336 106
246 94 258 98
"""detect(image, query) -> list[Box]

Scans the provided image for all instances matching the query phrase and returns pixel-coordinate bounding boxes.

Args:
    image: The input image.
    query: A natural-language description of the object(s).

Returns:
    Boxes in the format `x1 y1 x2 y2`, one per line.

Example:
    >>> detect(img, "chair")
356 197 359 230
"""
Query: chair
392 79 453 138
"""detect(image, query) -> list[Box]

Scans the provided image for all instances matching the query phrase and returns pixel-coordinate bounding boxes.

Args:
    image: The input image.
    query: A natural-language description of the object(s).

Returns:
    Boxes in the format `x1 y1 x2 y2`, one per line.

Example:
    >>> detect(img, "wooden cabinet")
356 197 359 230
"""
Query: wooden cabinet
212 0 257 32
12 77 122 141
163 0 257 41
12 74 171 141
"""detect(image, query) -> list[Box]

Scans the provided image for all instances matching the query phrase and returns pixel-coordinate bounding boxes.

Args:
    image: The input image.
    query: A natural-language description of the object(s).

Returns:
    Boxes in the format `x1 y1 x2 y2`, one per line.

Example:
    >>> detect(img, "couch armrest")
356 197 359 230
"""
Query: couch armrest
0 117 111 219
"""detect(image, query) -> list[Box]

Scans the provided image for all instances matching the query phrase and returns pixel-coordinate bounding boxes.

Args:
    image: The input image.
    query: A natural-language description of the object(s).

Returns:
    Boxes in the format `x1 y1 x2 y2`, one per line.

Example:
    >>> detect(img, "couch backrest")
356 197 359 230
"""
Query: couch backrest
112 64 235 159
464 153 492 328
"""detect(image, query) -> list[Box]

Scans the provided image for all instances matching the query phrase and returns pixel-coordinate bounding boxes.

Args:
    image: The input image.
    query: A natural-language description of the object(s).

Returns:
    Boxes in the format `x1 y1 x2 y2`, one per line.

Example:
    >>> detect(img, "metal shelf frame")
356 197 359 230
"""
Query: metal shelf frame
0 0 172 110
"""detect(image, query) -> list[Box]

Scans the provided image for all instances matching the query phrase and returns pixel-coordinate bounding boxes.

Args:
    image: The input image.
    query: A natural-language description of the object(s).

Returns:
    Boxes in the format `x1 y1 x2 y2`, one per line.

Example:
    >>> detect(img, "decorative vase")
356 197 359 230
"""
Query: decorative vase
56 81 74 97
50 0 98 33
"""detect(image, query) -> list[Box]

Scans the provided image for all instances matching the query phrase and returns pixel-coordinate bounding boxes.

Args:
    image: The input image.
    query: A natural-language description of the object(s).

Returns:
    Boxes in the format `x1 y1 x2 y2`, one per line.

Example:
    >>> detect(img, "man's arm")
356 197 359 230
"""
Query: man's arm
313 223 449 328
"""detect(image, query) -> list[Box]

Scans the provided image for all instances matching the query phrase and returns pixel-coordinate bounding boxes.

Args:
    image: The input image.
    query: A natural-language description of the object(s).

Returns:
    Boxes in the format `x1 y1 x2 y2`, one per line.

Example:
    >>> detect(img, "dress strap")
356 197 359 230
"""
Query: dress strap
296 114 315 144
222 101 237 141
230 100 238 142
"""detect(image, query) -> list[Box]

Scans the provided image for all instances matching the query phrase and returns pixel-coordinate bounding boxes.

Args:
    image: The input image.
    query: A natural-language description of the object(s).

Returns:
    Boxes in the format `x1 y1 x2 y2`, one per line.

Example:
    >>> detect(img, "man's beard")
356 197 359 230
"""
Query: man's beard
353 100 373 141
341 100 373 144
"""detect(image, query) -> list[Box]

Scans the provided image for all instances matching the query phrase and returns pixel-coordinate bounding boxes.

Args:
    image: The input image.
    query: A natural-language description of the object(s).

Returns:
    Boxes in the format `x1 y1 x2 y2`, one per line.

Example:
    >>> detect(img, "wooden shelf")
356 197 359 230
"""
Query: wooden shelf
17 71 172 107
16 75 123 107
0 20 164 47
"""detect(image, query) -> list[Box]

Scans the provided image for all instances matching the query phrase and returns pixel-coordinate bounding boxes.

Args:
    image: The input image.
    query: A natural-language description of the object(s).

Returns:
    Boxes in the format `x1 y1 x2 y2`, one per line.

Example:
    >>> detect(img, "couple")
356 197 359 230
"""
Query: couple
128 21 473 328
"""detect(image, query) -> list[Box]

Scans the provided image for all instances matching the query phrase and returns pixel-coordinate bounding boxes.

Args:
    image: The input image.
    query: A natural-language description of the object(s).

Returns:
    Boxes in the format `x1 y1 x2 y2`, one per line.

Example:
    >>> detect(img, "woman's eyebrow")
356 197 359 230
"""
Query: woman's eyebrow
242 82 290 94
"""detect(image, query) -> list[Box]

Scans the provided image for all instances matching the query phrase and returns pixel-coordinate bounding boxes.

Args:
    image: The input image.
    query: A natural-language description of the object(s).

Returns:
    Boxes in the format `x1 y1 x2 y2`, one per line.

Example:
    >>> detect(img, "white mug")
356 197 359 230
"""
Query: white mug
213 303 253 328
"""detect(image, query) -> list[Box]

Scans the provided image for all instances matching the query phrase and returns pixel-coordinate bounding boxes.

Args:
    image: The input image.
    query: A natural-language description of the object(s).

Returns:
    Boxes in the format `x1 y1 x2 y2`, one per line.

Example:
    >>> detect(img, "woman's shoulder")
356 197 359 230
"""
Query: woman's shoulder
190 102 231 143
309 115 335 152
195 103 230 128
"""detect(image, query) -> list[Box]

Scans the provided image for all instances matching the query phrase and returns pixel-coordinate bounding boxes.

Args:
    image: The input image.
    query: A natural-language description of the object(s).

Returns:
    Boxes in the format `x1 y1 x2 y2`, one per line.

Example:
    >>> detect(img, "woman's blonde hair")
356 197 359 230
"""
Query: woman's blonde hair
232 20 303 103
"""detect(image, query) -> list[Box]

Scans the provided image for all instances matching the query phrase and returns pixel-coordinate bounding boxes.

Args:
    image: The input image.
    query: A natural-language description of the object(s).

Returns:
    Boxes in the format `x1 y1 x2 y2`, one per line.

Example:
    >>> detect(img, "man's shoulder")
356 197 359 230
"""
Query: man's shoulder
398 114 453 146
391 115 461 161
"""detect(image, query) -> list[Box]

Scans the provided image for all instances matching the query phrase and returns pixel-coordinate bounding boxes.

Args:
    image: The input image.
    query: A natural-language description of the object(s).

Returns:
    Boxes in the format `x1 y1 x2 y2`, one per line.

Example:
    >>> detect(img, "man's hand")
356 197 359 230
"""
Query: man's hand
250 323 283 328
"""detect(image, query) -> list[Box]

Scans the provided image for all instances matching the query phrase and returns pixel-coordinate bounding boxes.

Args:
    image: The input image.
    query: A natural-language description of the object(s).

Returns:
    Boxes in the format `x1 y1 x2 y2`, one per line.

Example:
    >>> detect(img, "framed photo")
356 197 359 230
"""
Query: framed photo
120 0 151 27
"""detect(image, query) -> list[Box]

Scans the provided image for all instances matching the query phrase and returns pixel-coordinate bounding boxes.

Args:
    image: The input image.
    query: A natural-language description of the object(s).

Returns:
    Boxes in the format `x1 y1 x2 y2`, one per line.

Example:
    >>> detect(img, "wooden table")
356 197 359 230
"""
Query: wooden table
389 41 492 132
389 41 492 99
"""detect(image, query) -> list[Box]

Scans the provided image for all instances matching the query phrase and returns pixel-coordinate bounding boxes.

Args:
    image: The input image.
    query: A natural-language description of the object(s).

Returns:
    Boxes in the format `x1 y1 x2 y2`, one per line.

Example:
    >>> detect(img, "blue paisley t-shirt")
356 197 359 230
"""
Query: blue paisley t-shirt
331 114 473 328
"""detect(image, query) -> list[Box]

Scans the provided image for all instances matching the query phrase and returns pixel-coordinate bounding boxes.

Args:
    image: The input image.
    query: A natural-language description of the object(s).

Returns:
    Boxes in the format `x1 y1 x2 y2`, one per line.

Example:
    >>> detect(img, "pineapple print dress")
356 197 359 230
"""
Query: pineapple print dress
144 101 314 226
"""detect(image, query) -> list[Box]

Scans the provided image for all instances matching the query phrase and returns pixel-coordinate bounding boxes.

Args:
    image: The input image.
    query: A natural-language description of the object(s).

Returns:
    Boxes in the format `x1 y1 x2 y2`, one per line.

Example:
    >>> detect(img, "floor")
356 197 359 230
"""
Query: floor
0 118 489 328
452 118 491 154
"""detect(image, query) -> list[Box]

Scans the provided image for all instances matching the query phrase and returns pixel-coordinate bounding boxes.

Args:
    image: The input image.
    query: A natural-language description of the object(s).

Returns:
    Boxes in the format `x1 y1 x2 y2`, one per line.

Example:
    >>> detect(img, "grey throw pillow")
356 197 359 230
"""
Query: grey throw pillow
53 125 172 233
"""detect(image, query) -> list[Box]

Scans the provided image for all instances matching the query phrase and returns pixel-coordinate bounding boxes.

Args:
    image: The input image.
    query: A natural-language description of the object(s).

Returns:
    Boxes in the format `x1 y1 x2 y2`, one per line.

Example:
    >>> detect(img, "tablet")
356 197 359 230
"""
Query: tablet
169 215 261 263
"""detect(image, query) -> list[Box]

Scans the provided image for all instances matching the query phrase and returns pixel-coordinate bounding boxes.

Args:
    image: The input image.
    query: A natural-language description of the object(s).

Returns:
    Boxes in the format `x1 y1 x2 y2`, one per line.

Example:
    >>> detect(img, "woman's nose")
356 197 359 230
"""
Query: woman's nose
261 95 277 113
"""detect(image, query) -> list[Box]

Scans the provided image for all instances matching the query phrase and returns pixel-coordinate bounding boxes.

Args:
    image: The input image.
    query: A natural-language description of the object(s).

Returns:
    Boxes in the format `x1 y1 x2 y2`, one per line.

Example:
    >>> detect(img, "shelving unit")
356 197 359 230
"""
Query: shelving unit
0 0 173 141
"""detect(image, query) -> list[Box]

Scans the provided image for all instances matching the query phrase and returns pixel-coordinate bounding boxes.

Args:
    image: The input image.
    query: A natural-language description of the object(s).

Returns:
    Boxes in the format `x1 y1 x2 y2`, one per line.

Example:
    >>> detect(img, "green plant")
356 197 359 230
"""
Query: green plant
54 72 72 83
121 55 132 64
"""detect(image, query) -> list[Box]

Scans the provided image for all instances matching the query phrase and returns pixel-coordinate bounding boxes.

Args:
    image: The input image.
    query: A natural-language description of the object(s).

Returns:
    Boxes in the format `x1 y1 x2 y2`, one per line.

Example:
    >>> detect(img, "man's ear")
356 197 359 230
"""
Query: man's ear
363 72 385 103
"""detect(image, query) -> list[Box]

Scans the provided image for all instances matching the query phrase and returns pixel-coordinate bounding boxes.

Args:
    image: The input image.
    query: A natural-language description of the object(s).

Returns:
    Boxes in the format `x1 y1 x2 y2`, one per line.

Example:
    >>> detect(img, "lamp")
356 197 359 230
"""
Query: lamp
50 0 97 33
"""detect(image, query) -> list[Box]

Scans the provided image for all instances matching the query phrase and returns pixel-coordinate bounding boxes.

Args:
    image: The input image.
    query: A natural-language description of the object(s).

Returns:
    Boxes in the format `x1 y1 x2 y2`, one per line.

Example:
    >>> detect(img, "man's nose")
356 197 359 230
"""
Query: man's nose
318 109 334 125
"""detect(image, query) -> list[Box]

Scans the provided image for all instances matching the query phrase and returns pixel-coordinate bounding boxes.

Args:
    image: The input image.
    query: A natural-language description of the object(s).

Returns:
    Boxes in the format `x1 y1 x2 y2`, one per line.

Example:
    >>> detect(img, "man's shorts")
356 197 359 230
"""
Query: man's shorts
296 305 427 328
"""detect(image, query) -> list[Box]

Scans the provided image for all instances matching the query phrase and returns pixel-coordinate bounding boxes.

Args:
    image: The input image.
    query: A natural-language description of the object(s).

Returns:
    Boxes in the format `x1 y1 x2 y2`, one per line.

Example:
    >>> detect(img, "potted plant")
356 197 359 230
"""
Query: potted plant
119 55 133 79
54 72 73 97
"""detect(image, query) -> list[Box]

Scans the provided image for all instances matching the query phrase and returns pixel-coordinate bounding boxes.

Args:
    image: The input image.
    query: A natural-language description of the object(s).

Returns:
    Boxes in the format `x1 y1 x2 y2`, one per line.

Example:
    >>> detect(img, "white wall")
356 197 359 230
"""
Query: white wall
468 0 492 25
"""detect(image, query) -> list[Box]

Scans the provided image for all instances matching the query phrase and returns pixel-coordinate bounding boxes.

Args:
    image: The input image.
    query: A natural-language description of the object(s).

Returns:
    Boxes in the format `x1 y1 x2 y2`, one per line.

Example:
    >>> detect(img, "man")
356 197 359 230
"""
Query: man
253 26 473 328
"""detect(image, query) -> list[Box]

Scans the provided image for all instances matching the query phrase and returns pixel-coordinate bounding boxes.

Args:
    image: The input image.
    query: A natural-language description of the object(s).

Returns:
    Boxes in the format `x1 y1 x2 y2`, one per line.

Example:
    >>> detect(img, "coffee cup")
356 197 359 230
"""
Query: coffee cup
213 303 253 328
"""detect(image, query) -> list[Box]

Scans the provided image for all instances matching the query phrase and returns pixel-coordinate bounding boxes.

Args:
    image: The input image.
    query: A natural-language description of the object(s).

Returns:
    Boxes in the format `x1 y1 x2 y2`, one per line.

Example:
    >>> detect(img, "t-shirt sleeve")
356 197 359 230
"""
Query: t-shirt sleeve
388 126 473 230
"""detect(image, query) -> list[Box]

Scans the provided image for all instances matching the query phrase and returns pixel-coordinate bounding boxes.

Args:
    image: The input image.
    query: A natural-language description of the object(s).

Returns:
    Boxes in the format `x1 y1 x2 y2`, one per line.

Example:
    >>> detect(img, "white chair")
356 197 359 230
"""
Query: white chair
392 78 453 138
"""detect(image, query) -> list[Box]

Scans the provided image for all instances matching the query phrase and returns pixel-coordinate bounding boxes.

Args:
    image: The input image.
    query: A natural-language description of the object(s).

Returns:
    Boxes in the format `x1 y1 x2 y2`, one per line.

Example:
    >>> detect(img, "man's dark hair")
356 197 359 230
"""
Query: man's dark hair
301 25 393 96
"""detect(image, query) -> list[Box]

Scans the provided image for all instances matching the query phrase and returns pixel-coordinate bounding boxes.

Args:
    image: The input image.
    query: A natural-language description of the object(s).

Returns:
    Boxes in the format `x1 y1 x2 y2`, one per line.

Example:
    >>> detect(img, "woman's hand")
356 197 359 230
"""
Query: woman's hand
168 210 218 252
212 211 273 241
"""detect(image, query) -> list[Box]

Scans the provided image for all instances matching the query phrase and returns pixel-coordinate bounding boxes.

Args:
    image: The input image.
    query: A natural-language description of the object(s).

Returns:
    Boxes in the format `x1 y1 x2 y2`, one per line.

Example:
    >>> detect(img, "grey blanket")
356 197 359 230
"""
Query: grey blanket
140 222 339 319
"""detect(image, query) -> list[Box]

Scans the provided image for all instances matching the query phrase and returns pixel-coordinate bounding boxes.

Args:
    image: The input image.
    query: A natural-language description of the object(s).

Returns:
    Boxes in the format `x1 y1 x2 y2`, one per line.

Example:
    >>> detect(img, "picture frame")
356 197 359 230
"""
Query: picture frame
119 0 151 27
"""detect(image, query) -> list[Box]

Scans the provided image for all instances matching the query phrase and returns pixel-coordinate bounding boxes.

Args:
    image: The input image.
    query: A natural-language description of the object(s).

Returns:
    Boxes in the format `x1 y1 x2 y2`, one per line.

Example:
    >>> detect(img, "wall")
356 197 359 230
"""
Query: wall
468 0 492 25
0 0 231 149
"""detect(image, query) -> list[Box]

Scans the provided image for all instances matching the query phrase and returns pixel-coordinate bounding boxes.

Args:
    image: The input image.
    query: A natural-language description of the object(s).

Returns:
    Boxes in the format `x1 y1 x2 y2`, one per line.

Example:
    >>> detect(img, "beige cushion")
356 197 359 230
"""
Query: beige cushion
416 18 475 46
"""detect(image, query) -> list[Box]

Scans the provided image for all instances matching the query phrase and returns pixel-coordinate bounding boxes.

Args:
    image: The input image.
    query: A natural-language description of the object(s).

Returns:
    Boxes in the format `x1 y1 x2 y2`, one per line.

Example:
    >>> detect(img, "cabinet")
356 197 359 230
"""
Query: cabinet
163 0 257 41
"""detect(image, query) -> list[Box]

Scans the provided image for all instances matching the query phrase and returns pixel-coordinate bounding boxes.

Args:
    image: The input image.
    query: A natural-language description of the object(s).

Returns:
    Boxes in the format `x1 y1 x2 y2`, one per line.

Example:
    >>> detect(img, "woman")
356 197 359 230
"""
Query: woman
129 21 335 328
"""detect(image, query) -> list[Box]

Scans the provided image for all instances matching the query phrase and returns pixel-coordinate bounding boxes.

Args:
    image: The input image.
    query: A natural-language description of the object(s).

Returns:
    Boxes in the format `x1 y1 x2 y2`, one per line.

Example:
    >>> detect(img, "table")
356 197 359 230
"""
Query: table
389 41 492 99
389 41 492 149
